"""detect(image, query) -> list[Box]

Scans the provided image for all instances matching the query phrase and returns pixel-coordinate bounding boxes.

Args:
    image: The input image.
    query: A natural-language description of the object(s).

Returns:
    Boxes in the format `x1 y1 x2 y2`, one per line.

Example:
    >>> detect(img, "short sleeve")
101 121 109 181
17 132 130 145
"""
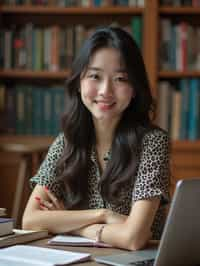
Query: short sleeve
30 133 65 198
133 129 170 204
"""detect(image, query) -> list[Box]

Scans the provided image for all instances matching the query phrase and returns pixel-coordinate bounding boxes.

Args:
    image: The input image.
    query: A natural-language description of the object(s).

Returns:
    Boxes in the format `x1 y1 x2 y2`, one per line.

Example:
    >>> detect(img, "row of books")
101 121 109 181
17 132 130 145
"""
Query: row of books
0 84 64 136
157 79 200 141
160 0 200 6
3 0 145 7
0 18 142 71
160 19 200 71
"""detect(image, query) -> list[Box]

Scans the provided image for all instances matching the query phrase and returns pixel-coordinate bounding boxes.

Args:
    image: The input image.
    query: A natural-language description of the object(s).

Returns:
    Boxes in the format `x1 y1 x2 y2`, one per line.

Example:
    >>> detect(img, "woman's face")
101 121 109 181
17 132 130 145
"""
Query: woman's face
80 47 134 124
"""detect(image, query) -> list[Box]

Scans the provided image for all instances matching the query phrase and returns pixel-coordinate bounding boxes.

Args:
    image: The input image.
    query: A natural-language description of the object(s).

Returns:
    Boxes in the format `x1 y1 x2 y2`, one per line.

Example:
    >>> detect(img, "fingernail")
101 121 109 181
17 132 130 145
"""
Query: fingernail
44 186 49 191
40 203 45 207
35 196 41 202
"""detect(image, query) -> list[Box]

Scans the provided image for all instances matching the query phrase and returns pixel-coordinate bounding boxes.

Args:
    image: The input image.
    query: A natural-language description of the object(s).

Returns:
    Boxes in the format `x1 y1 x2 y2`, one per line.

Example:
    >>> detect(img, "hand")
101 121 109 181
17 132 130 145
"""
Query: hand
71 224 101 240
104 209 127 224
35 186 65 210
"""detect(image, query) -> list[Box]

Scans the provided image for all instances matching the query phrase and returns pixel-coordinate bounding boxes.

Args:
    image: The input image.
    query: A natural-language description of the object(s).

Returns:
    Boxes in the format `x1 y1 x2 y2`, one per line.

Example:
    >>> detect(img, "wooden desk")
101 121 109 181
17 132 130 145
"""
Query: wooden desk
30 237 128 266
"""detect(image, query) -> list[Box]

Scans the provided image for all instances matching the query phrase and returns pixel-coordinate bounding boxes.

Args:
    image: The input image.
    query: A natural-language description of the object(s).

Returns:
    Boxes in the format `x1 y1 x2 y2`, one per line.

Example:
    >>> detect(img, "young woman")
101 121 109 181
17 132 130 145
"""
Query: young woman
22 27 170 251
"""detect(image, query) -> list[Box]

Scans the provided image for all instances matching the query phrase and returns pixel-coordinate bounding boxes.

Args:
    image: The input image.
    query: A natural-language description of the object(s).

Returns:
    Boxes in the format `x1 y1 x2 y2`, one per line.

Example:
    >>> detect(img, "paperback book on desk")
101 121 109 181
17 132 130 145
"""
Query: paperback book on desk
0 229 48 248
0 208 6 217
0 245 91 266
48 235 112 247
0 218 14 237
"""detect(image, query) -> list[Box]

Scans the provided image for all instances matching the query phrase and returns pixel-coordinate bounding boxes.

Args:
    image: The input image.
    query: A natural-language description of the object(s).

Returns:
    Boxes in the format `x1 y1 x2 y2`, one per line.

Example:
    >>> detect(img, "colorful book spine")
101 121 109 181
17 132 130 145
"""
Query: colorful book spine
131 16 142 50
188 79 199 140
180 79 190 140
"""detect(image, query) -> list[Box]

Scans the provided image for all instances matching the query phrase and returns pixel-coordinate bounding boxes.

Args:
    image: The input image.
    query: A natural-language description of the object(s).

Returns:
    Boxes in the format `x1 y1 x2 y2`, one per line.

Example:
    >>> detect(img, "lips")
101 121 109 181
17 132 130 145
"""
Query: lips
94 100 115 110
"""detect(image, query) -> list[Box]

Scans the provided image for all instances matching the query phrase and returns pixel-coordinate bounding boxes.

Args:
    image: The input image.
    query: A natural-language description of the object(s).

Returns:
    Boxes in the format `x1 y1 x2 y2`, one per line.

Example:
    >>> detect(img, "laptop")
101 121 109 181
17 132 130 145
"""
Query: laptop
95 179 200 266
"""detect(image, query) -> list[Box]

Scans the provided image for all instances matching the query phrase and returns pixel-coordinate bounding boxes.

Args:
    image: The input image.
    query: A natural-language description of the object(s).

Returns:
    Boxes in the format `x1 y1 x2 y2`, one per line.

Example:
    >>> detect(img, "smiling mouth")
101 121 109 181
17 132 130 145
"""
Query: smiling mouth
94 100 115 110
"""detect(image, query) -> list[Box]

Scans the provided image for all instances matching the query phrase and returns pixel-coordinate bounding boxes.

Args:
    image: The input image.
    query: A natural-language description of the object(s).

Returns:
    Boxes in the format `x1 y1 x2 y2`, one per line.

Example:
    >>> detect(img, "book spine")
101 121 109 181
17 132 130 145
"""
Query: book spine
131 16 142 50
5 85 16 134
43 88 53 135
180 79 190 140
170 87 181 140
188 79 199 140
160 19 172 70
16 85 26 135
156 81 171 131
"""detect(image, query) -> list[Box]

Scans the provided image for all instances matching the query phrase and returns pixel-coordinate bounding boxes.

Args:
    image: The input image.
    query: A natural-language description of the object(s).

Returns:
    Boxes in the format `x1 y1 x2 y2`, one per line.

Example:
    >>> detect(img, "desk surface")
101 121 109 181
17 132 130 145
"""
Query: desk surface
30 237 128 266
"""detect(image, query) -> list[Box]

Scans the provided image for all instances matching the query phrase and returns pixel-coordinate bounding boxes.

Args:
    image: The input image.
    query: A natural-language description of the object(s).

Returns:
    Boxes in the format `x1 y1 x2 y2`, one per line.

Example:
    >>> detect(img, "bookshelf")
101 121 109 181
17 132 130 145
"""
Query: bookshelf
157 0 200 187
0 2 147 136
0 0 200 203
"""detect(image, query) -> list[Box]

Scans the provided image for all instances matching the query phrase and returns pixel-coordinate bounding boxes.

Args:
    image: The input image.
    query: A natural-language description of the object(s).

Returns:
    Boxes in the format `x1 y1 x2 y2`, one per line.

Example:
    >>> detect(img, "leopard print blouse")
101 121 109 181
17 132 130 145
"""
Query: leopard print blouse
30 128 170 240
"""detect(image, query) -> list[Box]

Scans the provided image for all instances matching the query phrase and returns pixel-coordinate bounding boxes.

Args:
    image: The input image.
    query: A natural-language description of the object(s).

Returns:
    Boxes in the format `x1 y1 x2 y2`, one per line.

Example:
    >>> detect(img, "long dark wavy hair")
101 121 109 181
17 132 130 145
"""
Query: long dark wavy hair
56 26 155 208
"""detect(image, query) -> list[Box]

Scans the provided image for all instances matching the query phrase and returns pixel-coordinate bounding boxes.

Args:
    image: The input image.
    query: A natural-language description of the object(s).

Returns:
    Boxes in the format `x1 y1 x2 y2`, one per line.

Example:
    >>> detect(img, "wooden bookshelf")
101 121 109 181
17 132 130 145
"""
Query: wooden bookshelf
159 6 200 14
1 6 144 14
159 71 200 78
0 70 70 79
157 1 200 184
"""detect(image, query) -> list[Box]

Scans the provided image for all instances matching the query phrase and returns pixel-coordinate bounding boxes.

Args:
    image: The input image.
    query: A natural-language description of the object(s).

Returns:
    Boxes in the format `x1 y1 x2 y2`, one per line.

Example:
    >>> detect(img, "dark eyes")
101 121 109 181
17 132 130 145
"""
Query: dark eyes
87 73 128 83
115 77 128 82
88 74 100 80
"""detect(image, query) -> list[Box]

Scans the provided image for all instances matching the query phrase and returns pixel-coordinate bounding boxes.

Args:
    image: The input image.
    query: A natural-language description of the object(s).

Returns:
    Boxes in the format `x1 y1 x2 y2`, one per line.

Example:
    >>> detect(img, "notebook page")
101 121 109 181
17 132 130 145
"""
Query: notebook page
49 235 112 247
51 235 96 244
0 245 91 265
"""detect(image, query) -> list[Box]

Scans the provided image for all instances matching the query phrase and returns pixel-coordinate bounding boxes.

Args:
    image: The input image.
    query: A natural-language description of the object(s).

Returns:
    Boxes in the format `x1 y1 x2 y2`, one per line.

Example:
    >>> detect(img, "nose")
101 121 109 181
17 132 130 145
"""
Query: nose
99 79 113 97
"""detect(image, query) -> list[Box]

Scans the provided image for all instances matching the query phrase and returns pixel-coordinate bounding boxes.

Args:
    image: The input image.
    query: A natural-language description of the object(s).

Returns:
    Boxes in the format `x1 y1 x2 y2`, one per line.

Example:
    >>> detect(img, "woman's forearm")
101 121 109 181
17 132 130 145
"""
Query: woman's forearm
22 209 105 233
77 222 150 251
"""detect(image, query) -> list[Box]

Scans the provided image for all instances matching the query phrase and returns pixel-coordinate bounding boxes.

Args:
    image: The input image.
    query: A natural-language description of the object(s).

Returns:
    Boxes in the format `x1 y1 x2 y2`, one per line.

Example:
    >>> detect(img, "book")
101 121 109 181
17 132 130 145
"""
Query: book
0 208 6 217
188 79 200 140
0 218 14 237
170 87 181 140
0 245 91 266
180 79 190 140
48 235 112 248
157 81 172 131
0 229 48 248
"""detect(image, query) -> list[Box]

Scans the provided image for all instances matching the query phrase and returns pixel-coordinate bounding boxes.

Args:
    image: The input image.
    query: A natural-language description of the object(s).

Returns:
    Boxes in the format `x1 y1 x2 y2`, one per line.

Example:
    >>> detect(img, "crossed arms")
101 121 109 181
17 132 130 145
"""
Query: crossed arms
22 184 160 251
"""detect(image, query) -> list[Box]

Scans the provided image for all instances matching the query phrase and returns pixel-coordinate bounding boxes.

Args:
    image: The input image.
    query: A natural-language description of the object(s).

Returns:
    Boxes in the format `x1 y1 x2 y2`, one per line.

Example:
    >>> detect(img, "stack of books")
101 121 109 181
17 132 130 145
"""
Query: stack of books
0 217 14 237
0 207 48 248
0 208 14 237
0 208 6 217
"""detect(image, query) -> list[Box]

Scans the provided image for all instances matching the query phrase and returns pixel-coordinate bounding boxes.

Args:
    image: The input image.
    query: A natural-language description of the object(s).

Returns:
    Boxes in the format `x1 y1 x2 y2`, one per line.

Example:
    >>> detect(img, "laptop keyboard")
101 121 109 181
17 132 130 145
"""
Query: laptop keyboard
129 259 155 266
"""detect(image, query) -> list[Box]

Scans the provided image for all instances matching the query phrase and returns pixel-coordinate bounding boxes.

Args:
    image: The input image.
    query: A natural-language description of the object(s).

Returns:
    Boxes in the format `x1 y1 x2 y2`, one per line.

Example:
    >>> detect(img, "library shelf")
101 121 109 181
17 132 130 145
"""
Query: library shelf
2 70 200 80
159 7 200 15
1 6 144 15
159 71 200 79
0 70 70 80
172 140 200 151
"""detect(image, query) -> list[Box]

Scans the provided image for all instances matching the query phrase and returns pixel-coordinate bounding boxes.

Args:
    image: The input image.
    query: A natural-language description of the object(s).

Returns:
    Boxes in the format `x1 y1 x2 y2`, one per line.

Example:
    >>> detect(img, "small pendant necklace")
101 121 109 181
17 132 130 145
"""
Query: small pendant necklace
103 150 111 162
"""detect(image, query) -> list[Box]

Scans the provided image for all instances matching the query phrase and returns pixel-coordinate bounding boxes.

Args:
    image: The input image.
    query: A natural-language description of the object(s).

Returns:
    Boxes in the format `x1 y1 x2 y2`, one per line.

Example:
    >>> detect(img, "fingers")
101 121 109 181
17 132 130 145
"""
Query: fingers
44 186 62 209
34 196 55 210
34 186 65 211
39 202 49 211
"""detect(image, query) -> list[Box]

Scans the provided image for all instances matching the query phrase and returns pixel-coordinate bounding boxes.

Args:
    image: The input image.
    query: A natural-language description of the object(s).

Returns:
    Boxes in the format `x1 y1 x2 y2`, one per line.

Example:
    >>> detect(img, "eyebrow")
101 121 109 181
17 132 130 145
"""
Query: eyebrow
87 67 127 73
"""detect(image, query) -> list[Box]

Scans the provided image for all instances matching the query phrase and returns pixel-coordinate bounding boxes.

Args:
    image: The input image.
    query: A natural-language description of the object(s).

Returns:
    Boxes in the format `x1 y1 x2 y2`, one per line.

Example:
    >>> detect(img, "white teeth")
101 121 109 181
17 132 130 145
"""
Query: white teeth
96 101 114 105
